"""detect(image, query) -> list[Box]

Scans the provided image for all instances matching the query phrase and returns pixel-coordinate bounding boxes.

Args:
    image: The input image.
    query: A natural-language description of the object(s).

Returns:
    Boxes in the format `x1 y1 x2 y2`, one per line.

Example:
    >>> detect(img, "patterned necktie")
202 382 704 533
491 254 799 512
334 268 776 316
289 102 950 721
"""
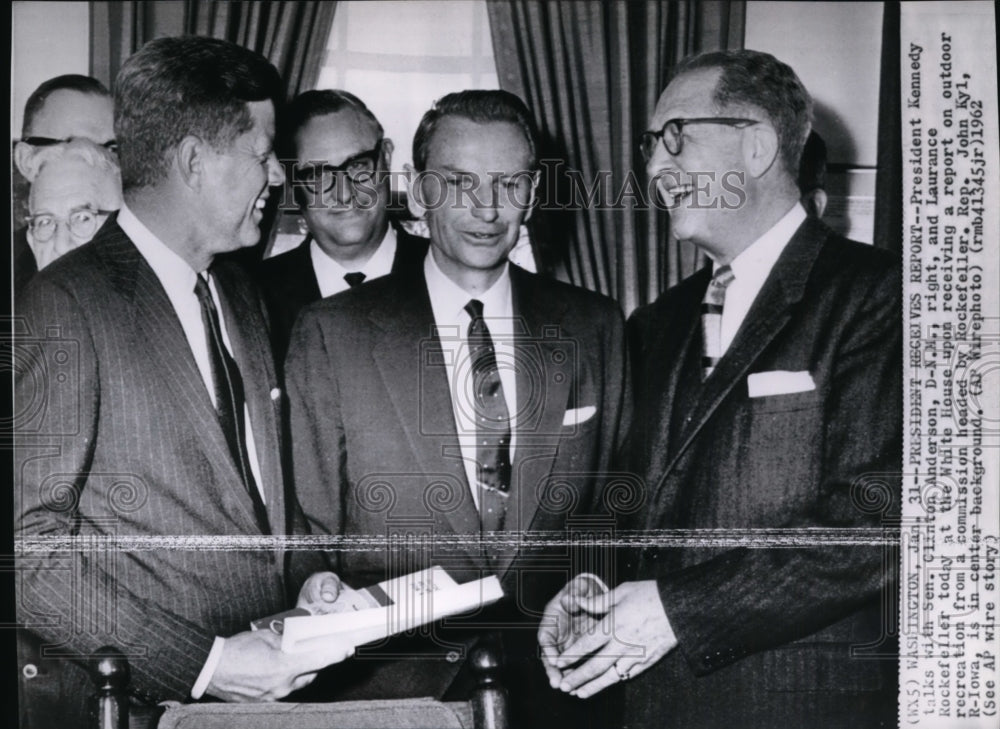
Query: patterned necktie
194 273 270 533
701 264 735 379
464 299 511 533
344 272 367 287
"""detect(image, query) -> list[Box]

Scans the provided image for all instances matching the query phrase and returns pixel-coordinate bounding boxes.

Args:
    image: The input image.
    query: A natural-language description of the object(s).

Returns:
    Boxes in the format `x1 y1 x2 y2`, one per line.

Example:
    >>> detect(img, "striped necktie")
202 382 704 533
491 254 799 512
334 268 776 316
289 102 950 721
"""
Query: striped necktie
701 265 735 379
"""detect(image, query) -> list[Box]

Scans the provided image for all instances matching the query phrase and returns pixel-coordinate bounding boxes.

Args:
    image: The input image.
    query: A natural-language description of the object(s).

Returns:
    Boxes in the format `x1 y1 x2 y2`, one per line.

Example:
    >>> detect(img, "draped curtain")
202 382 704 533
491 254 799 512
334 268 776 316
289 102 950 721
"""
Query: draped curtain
90 0 335 100
486 0 744 313
873 0 901 252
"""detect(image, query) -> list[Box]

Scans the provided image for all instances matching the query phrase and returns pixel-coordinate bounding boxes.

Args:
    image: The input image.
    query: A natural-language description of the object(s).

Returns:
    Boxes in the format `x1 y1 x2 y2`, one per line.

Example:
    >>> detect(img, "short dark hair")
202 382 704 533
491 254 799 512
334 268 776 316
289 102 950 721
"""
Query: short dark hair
22 75 110 136
412 89 538 172
114 36 283 191
281 89 383 158
671 49 812 177
797 130 827 194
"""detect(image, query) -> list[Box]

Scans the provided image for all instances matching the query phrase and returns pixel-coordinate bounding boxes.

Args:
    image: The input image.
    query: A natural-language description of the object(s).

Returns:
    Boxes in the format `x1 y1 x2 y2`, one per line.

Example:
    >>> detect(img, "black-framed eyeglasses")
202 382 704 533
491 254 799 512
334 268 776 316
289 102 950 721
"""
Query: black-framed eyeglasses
25 207 117 242
294 139 384 193
640 118 760 159
21 136 119 154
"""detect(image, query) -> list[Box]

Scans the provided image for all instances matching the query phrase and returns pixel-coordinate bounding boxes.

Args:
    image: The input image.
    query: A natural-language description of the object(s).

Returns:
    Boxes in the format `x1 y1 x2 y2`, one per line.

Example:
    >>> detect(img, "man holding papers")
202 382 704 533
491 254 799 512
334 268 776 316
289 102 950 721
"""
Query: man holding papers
542 50 902 728
286 90 628 726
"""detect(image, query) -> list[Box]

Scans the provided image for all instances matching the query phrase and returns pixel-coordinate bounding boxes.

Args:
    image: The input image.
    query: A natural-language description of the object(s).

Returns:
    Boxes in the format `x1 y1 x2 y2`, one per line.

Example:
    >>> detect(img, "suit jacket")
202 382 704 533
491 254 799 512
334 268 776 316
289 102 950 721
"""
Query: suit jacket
14 217 302 729
14 225 38 293
256 223 429 364
621 217 901 729
284 263 629 725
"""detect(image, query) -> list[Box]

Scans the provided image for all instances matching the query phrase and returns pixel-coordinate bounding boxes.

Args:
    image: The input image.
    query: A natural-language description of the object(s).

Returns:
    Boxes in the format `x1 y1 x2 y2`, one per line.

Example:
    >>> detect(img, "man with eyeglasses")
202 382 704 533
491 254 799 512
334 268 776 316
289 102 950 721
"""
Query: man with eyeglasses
285 89 628 728
24 140 122 272
542 50 901 728
13 74 116 291
258 89 428 362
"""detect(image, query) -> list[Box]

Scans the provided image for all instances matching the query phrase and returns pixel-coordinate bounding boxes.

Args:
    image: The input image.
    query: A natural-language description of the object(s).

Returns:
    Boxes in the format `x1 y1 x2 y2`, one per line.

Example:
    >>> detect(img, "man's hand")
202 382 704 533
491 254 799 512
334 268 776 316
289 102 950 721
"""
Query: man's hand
206 628 353 702
553 580 677 699
296 571 344 615
537 574 609 688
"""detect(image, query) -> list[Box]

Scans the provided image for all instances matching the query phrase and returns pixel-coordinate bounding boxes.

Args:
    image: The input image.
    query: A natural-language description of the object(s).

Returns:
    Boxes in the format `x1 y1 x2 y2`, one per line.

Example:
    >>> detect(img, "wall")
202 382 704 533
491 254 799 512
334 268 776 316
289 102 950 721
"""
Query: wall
11 1 91 137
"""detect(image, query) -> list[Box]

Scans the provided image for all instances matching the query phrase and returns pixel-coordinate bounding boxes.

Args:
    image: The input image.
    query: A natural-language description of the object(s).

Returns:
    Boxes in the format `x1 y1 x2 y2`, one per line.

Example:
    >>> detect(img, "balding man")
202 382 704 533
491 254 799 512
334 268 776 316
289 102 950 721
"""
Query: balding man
543 50 900 729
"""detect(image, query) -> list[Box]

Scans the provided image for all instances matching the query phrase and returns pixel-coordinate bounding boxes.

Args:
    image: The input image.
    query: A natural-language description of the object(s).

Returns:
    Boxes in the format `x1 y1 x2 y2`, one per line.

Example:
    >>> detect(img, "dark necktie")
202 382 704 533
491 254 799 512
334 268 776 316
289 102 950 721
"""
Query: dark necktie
701 264 735 379
464 299 511 533
194 273 270 533
344 272 367 287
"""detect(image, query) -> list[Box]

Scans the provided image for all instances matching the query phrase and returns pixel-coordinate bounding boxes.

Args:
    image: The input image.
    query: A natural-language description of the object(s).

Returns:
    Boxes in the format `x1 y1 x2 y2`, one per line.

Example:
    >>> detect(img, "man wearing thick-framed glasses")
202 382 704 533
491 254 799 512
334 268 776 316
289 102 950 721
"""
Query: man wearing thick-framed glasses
543 49 901 729
24 140 122 271
13 74 116 291
258 89 428 363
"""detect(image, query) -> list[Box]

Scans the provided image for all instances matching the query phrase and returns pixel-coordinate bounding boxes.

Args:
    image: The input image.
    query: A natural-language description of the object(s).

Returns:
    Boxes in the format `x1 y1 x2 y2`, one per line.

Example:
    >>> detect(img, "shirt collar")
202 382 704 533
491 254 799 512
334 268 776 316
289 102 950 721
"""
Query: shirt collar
423 249 512 326
310 224 397 281
722 202 806 284
118 203 200 297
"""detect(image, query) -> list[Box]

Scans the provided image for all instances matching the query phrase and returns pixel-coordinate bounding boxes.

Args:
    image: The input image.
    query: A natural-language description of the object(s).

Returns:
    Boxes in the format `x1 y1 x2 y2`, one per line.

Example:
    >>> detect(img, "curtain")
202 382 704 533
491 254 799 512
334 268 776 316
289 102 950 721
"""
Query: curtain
90 1 335 100
873 0 901 252
487 0 744 313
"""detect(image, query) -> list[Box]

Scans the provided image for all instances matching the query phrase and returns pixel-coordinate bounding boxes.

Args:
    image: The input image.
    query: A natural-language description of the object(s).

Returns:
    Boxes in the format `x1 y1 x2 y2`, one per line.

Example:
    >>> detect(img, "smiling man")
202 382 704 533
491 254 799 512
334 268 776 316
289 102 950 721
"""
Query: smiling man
285 90 629 727
15 37 352 729
542 50 901 728
258 90 428 362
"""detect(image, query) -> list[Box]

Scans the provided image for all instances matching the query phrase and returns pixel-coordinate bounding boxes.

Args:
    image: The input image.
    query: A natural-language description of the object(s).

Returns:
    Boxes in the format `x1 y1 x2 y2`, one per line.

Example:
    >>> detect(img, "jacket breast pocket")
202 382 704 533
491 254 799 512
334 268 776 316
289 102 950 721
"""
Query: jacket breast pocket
735 393 824 521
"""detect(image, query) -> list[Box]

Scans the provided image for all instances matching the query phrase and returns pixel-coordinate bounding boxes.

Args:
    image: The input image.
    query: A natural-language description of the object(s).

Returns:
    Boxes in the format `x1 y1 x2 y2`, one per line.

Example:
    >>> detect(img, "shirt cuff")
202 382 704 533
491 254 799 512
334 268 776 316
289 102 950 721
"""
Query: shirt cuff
190 637 225 699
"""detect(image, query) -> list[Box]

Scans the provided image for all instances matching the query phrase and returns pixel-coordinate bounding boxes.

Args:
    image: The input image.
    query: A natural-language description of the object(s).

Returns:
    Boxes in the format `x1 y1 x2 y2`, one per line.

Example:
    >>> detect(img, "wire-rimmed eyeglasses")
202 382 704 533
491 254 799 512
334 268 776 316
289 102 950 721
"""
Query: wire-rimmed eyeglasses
26 207 116 242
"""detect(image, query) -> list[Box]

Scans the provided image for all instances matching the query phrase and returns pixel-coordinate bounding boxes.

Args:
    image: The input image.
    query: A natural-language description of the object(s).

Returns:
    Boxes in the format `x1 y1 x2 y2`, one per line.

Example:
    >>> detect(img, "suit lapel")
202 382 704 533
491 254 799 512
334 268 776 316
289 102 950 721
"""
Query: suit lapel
655 219 827 485
96 223 270 534
369 276 485 563
645 268 709 482
506 267 572 549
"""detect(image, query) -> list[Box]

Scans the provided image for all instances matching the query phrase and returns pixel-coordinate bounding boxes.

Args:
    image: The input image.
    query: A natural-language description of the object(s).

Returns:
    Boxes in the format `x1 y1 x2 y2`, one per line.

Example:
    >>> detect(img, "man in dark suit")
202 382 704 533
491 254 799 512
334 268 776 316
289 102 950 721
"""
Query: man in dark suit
285 90 628 726
543 50 900 728
257 90 428 362
14 37 351 729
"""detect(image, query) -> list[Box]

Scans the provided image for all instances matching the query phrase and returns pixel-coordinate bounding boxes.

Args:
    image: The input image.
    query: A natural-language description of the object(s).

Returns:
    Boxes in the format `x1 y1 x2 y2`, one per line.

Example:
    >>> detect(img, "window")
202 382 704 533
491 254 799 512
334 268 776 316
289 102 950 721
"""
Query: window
316 0 499 171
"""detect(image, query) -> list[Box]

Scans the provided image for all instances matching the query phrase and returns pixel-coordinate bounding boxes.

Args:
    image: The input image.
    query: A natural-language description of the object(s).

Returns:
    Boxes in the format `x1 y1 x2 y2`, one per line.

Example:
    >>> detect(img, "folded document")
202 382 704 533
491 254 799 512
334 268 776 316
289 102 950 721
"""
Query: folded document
252 566 504 653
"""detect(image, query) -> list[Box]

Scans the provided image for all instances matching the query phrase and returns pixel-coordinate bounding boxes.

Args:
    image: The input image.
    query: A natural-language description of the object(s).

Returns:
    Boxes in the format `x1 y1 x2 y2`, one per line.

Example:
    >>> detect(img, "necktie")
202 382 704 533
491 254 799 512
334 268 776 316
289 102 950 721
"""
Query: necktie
701 265 735 379
194 273 270 533
344 272 367 287
464 299 511 533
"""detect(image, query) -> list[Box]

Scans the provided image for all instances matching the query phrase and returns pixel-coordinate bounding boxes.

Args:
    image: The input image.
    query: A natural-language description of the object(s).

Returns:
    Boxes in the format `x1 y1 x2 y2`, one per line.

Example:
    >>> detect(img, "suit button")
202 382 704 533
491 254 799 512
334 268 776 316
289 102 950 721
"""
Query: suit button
270 387 281 401
23 664 38 679
446 651 461 663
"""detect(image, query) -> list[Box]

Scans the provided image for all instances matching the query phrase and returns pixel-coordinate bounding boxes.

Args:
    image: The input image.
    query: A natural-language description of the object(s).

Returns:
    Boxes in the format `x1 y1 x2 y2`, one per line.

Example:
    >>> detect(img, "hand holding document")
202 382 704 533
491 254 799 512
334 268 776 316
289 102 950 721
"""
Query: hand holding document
253 566 504 654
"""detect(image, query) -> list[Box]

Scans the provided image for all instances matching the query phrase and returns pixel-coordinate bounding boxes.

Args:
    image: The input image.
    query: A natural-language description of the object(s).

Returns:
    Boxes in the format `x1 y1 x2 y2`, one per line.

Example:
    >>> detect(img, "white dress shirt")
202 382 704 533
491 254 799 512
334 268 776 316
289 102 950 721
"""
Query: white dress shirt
310 225 398 297
715 203 806 354
424 252 517 509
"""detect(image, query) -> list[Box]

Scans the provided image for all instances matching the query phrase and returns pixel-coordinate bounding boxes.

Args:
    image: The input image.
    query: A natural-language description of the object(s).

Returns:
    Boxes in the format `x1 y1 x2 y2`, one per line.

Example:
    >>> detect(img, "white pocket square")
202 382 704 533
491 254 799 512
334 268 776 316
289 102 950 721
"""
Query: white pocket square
562 406 596 426
747 370 815 398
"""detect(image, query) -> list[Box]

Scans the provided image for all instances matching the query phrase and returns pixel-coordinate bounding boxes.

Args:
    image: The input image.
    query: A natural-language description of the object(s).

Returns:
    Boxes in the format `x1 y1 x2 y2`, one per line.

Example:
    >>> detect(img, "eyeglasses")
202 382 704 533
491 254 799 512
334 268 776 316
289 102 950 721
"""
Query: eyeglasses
640 118 760 159
26 207 116 242
294 140 383 193
21 136 119 154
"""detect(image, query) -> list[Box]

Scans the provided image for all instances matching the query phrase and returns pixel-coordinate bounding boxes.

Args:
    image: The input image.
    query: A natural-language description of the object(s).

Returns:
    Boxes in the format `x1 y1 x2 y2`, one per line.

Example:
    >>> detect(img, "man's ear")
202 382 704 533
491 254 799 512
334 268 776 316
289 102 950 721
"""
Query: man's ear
175 135 207 190
743 124 780 179
403 163 425 219
521 170 541 224
381 138 394 170
14 142 40 181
